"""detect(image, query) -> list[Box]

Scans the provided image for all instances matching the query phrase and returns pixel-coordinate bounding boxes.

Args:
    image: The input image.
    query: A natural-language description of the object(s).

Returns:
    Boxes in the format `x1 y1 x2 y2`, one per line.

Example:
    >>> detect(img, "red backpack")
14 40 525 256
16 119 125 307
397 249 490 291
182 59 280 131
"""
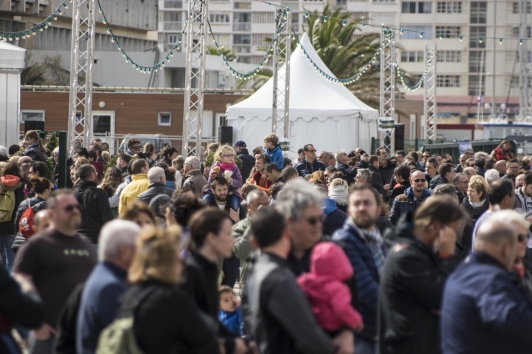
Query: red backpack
18 201 47 238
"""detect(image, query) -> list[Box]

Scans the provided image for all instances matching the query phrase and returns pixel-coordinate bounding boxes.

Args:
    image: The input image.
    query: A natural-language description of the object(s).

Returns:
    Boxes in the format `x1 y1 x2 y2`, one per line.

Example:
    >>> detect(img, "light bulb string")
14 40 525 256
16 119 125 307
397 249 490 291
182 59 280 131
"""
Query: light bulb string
1 1 70 40
206 7 290 79
96 0 189 73
395 49 435 91
301 12 531 43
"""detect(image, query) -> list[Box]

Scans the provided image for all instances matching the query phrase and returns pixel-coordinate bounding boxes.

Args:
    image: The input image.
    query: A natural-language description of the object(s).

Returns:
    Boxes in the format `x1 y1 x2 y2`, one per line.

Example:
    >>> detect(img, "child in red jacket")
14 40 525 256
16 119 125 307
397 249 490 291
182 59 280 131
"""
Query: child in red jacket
297 242 363 334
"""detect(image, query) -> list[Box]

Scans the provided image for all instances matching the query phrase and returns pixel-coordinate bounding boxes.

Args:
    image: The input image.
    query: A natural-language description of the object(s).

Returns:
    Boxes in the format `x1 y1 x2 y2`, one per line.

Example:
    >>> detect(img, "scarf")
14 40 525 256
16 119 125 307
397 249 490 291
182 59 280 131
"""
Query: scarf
328 185 348 205
219 162 236 172
348 218 385 274
470 200 486 209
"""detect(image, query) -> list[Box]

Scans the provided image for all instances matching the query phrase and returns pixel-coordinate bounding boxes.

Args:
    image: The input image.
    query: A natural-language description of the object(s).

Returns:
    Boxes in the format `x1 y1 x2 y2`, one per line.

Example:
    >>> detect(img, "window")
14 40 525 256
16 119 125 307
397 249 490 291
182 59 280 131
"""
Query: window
513 2 532 14
210 13 230 23
437 2 462 13
158 112 171 126
163 11 180 22
401 1 432 13
234 2 251 9
469 75 485 95
252 12 275 23
233 34 251 44
436 51 462 62
164 1 182 8
435 26 461 38
400 25 433 39
233 12 251 31
513 26 532 38
400 51 424 62
470 2 487 24
21 111 45 122
437 75 460 87
373 0 395 2
166 34 178 44
470 26 486 48
469 51 486 73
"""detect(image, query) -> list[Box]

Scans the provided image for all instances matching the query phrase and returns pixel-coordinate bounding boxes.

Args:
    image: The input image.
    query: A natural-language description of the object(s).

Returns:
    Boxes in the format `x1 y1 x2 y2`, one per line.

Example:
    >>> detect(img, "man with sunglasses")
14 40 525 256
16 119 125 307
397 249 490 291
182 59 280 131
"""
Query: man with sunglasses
295 144 326 177
125 138 141 156
390 170 431 226
14 190 97 354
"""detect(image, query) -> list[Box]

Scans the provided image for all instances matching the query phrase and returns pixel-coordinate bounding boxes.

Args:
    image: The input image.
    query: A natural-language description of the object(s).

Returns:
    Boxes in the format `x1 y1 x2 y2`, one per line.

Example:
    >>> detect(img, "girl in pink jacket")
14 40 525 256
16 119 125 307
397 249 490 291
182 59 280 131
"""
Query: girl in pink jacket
297 242 363 333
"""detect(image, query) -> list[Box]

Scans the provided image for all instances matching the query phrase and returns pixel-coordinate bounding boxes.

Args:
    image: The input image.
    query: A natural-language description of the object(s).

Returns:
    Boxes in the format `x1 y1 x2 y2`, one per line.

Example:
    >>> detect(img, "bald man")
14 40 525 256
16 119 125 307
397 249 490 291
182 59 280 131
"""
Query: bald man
462 167 477 179
442 217 532 353
516 173 525 188
495 160 507 178
32 209 51 234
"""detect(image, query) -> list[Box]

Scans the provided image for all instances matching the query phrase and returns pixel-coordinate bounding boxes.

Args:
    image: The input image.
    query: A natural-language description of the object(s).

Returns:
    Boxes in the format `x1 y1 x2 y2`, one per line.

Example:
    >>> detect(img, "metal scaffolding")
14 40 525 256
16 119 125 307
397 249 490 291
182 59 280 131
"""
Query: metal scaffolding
519 0 531 117
271 7 292 139
182 0 207 156
379 29 396 153
423 43 437 141
68 0 96 152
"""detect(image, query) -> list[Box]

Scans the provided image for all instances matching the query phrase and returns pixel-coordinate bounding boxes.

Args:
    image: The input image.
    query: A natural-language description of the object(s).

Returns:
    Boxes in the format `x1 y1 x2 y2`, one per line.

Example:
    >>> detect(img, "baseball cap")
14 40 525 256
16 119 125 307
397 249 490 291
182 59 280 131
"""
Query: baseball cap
235 140 247 148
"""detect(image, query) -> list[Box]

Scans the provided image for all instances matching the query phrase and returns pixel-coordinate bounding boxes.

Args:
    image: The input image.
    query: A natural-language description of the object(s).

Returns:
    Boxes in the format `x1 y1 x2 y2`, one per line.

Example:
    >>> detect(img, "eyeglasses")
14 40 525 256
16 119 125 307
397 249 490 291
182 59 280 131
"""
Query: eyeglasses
518 234 530 242
307 149 316 153
305 215 326 225
408 162 417 166
132 146 141 149
63 204 81 212
223 154 235 158
413 179 426 183
422 155 430 158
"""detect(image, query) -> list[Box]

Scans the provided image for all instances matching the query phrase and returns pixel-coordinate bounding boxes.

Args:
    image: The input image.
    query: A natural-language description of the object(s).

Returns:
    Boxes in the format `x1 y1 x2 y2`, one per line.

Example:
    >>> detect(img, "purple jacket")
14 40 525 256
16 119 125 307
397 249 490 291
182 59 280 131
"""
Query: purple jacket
206 161 243 200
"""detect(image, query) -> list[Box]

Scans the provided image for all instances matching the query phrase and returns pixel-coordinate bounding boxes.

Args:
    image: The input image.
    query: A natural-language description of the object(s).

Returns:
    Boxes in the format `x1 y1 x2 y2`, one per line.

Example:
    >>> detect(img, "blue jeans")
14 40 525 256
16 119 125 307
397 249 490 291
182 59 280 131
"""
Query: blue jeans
203 194 240 212
0 234 15 272
355 337 376 354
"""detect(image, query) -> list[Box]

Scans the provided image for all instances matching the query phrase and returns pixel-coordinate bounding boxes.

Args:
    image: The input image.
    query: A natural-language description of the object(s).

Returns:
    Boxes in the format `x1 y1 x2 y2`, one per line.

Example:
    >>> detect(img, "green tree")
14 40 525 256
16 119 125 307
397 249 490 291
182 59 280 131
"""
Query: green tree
207 46 236 62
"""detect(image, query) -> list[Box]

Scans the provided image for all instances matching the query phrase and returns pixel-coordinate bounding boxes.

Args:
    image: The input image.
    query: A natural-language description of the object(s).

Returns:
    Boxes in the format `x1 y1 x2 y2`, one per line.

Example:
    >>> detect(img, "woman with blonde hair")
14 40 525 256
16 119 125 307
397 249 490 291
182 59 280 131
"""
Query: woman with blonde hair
461 175 489 224
116 227 220 353
328 178 348 212
204 144 243 211
308 171 326 185
23 130 48 162
121 202 157 229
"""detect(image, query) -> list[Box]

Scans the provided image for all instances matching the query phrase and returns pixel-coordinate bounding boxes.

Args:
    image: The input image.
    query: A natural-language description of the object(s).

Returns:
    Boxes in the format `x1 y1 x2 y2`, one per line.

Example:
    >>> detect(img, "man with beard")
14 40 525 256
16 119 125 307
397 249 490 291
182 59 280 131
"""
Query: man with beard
14 190 97 354
502 158 520 184
205 177 241 288
332 183 390 354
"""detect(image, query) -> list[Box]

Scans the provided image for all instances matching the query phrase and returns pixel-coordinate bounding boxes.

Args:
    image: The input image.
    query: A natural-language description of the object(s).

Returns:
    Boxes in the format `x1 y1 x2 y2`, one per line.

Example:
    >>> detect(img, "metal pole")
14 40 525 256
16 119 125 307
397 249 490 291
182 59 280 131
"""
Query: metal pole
424 43 437 141
492 0 496 116
182 0 207 156
58 131 68 188
379 29 395 153
271 7 291 138
68 0 96 154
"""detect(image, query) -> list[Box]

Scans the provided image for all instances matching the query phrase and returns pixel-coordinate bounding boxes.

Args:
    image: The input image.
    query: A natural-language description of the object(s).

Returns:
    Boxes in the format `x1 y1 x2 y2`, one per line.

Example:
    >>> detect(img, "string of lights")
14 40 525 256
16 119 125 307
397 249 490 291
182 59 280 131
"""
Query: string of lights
302 12 532 44
1 1 70 41
96 0 187 74
206 7 290 80
396 49 435 91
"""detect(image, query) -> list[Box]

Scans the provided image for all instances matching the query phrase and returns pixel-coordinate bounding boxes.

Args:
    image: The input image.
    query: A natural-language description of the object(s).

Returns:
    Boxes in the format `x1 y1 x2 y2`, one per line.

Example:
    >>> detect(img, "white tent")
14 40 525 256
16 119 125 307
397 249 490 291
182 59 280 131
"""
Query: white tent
0 41 25 148
226 32 378 155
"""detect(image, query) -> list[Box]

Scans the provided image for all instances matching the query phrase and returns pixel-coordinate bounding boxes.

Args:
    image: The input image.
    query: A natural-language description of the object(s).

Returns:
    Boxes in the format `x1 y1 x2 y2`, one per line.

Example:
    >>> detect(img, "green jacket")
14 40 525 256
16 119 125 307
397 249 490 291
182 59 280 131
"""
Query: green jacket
233 217 253 292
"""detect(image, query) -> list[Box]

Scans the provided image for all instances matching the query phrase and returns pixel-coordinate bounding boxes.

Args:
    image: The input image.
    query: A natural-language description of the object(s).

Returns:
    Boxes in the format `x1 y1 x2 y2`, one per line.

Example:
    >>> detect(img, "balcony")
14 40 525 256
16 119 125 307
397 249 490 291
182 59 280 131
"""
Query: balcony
234 45 251 53
163 22 183 31
233 23 251 31
163 0 182 8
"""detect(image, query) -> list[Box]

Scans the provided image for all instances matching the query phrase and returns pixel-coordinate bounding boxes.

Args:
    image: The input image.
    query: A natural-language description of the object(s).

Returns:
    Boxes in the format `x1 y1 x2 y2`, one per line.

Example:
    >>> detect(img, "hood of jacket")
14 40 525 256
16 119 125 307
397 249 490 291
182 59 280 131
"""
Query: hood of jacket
298 243 353 299
238 148 250 156
131 173 148 181
405 186 431 201
0 175 22 190
322 197 338 216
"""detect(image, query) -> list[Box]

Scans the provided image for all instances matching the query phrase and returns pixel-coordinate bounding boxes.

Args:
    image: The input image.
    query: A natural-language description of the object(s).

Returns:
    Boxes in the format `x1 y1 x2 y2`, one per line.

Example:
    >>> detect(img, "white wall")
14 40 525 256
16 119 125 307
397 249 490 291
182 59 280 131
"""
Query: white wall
0 70 22 147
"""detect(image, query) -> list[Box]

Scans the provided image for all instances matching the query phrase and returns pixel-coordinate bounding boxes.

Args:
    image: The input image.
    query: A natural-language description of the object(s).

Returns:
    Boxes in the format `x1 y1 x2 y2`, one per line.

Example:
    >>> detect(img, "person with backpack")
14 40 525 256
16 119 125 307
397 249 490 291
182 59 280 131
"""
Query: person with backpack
98 227 220 354
0 162 25 271
73 165 114 245
14 177 53 240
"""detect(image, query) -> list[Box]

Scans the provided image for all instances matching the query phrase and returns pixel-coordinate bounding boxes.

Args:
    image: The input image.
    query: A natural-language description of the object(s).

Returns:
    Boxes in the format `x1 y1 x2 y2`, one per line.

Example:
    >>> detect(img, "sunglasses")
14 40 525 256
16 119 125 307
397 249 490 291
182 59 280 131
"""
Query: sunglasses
63 204 81 212
422 155 430 157
518 234 530 242
132 146 141 149
413 179 426 183
307 149 317 153
305 215 326 225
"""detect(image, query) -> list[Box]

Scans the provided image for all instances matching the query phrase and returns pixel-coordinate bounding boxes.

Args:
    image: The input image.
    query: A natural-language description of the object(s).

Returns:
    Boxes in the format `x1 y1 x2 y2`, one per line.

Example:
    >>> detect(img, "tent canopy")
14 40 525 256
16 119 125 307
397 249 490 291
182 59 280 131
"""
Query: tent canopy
0 41 26 69
226 32 378 153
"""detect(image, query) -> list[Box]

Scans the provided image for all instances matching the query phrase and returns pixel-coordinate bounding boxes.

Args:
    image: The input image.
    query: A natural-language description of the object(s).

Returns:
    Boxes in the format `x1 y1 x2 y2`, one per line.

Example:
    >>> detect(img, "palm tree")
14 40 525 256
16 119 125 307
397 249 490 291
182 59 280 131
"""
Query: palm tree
235 6 382 104
207 46 236 62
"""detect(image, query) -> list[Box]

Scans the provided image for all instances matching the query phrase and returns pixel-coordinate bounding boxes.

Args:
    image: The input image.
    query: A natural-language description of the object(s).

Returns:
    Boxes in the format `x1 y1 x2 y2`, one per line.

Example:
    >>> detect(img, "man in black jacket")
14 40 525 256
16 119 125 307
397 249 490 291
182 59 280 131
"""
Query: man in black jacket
137 166 173 205
429 163 455 191
376 147 396 200
336 150 356 185
379 198 464 354
73 165 113 244
243 206 353 354
295 144 326 177
235 141 255 181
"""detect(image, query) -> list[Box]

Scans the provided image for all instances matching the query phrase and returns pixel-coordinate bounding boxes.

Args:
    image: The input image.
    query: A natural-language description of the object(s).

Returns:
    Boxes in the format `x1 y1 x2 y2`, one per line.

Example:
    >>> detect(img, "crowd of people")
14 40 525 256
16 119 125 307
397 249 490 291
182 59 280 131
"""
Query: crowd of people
1 131 532 354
